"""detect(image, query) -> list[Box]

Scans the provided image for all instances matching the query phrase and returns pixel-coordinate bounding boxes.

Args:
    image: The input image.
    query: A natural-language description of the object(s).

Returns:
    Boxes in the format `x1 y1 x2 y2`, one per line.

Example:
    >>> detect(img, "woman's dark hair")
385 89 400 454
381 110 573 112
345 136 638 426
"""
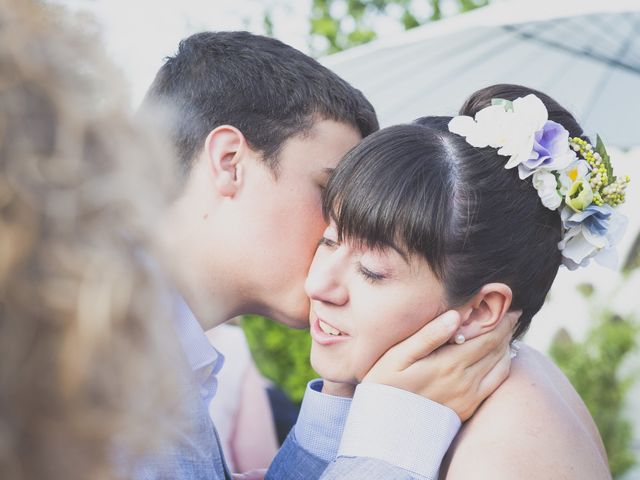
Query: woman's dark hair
324 84 584 338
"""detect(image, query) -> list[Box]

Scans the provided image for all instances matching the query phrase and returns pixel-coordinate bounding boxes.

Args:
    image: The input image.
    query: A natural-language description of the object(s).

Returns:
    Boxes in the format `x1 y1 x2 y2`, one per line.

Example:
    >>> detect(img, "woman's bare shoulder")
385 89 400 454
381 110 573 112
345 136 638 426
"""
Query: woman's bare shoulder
442 344 610 479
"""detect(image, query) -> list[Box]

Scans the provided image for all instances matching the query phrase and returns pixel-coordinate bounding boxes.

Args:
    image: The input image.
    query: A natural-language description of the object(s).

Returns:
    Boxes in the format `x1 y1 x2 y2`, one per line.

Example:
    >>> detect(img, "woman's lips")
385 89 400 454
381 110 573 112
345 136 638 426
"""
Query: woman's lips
310 314 350 346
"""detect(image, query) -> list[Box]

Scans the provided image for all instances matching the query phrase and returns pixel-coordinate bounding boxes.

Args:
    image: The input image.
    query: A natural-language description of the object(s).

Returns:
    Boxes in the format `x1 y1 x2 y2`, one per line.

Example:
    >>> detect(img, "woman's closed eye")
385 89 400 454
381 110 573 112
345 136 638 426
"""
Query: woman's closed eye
357 262 387 283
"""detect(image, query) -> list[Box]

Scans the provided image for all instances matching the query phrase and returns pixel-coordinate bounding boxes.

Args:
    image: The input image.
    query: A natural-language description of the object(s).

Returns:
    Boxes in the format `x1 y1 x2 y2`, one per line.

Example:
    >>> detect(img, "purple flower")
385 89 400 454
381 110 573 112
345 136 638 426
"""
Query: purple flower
518 120 576 178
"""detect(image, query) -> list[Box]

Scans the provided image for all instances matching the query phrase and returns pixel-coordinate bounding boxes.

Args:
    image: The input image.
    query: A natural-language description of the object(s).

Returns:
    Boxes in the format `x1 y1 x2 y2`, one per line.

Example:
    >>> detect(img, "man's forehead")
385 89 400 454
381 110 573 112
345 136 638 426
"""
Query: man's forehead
279 120 361 172
304 118 361 141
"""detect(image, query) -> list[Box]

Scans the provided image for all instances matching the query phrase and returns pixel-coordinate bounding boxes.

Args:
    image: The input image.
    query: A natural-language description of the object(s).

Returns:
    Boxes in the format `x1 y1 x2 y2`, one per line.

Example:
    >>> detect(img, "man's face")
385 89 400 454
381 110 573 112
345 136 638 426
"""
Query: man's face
231 120 362 327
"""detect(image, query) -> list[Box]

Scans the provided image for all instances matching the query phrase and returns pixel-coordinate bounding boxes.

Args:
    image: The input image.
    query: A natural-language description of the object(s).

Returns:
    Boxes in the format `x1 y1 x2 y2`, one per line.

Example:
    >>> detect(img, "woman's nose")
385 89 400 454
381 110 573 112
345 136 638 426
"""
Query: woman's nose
304 250 348 306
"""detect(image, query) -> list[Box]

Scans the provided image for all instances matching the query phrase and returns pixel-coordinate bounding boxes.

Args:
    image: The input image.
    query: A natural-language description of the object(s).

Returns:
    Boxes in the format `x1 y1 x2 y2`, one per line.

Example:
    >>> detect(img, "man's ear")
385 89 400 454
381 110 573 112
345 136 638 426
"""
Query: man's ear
204 125 247 198
457 283 512 341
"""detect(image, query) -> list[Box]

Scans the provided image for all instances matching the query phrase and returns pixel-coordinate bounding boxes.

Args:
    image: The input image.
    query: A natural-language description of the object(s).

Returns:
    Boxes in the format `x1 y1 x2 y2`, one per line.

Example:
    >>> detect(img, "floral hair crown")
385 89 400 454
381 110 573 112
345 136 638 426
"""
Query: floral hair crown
448 94 630 270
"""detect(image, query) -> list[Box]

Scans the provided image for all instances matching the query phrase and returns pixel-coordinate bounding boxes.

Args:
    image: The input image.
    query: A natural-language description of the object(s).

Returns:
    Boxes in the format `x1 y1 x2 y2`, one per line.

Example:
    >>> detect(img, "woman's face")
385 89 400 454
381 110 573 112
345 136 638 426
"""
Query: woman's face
305 222 446 384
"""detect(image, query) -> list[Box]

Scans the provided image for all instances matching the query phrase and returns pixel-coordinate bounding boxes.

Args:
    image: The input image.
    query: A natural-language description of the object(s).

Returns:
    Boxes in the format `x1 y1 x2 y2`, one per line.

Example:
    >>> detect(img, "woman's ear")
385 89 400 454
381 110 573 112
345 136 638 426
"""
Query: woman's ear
456 283 512 342
204 125 247 198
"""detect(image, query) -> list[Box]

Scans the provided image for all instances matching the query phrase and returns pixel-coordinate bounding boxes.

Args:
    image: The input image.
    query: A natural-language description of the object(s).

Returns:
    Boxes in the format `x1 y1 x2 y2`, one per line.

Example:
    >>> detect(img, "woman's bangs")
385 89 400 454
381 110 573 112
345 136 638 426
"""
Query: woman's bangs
323 125 446 260
322 124 454 275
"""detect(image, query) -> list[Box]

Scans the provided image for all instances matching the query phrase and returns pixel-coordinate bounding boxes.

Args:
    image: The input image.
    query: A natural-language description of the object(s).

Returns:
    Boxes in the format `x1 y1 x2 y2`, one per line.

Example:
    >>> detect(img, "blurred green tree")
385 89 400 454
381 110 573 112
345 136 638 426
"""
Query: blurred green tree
309 0 489 55
241 315 316 403
550 293 639 478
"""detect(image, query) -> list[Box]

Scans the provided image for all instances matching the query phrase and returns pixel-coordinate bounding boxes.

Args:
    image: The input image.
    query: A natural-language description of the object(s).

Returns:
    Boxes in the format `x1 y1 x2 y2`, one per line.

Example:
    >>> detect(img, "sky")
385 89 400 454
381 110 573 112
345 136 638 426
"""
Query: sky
50 0 314 104
49 0 463 105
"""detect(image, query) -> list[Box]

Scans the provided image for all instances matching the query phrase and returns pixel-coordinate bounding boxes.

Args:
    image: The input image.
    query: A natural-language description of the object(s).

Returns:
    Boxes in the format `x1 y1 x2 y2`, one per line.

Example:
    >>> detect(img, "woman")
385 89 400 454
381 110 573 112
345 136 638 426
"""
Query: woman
306 84 622 478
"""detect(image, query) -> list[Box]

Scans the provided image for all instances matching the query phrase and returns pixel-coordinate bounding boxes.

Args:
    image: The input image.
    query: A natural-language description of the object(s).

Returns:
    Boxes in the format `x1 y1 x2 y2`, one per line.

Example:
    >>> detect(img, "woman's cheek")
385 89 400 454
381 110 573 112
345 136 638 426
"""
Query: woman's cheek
352 337 388 382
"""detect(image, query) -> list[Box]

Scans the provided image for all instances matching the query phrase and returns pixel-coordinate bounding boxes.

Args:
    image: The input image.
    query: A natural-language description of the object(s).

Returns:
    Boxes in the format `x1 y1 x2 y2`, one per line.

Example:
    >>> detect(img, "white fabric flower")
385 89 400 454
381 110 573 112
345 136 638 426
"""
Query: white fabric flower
532 170 562 210
501 95 548 169
448 94 548 171
448 105 510 149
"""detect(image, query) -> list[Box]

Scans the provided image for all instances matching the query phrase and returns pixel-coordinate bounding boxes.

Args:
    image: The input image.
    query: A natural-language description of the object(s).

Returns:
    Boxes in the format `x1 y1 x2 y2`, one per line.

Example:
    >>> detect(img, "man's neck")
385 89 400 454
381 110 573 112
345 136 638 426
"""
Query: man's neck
154 211 242 331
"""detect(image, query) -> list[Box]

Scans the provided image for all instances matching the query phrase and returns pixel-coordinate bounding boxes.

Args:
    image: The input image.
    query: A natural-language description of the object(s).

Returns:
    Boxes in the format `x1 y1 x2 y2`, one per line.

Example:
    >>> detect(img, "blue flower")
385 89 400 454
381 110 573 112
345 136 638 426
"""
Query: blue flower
559 204 627 270
518 120 576 178
563 204 612 236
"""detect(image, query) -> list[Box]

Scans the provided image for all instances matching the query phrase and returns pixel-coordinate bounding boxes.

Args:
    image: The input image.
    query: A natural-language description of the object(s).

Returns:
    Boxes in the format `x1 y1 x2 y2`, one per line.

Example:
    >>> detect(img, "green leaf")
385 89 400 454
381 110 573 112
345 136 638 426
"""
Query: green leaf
595 134 616 183
491 97 513 112
401 10 420 30
346 29 376 46
311 17 339 38
622 231 640 273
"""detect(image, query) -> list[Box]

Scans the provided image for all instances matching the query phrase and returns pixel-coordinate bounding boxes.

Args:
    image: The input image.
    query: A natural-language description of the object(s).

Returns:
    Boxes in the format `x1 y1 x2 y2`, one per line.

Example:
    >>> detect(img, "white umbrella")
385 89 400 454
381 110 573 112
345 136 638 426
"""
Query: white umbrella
322 0 640 149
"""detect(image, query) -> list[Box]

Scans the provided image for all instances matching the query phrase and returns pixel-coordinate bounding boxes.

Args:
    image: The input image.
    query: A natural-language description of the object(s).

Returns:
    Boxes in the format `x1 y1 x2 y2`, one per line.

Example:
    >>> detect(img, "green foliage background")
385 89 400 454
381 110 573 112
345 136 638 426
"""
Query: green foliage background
309 0 489 55
550 303 639 478
241 315 316 403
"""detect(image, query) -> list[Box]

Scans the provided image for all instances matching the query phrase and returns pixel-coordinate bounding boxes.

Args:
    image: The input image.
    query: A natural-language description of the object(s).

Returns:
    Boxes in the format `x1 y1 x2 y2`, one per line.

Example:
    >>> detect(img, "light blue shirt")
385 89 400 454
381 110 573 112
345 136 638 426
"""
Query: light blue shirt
172 295 224 404
294 380 461 479
131 296 231 479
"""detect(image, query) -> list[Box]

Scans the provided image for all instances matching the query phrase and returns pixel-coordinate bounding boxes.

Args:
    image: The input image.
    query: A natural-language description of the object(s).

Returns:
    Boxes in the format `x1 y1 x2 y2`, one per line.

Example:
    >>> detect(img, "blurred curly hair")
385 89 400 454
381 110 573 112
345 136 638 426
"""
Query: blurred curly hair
0 1 186 478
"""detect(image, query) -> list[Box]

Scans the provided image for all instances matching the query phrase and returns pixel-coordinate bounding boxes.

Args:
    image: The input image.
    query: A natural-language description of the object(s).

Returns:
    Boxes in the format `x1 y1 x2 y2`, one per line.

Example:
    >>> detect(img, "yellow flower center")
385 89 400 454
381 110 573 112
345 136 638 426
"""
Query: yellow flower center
568 168 578 182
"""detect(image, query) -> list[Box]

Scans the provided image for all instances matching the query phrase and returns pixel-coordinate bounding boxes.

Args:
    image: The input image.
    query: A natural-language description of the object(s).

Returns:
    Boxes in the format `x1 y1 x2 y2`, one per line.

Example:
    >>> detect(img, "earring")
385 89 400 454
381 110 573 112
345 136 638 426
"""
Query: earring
454 332 466 345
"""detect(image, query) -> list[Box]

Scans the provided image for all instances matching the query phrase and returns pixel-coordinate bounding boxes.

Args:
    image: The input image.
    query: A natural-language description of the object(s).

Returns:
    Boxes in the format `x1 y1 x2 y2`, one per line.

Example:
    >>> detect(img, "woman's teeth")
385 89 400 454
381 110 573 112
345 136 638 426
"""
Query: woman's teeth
319 319 342 336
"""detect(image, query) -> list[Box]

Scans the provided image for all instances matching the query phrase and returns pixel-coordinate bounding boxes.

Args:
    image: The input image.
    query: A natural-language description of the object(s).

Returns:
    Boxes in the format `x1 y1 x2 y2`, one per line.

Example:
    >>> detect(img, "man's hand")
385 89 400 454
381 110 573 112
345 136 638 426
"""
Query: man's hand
363 310 519 421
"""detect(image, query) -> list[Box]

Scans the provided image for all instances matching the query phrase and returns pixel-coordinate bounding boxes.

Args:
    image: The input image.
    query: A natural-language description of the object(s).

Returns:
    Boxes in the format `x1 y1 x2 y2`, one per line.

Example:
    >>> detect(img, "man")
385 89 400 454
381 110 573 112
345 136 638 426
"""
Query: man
142 31 514 479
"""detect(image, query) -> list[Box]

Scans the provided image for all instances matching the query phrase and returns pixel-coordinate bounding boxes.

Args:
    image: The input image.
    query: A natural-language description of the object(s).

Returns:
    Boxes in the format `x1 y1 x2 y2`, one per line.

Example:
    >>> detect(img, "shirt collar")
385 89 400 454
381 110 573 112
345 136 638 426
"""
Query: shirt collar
172 295 224 400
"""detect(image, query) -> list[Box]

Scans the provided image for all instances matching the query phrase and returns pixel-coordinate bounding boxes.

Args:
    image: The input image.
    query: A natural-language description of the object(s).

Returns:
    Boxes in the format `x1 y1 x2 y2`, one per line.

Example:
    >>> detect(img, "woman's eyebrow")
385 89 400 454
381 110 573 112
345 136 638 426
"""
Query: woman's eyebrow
369 241 409 265
388 243 409 264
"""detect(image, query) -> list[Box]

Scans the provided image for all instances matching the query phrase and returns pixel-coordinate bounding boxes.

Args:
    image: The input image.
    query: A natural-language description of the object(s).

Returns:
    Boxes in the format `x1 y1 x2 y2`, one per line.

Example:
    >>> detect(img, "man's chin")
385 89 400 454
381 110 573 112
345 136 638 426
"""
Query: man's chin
269 309 310 329
281 317 309 329
268 302 310 329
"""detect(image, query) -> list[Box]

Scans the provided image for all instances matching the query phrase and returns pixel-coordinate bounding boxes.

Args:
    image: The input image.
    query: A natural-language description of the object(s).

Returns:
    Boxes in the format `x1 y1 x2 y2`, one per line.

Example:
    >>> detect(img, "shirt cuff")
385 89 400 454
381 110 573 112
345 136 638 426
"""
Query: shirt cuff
293 379 353 463
337 383 461 479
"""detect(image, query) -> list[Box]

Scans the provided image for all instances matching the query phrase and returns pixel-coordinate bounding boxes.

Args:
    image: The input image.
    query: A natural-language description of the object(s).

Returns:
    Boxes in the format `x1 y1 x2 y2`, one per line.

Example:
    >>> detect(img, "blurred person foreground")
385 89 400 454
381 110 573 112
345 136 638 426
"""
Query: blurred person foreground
0 0 188 478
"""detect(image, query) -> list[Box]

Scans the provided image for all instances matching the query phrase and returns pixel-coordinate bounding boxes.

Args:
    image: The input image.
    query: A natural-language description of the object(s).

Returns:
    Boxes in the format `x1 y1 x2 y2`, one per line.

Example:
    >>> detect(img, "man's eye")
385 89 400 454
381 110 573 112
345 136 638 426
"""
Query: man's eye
358 263 386 283
318 237 338 248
